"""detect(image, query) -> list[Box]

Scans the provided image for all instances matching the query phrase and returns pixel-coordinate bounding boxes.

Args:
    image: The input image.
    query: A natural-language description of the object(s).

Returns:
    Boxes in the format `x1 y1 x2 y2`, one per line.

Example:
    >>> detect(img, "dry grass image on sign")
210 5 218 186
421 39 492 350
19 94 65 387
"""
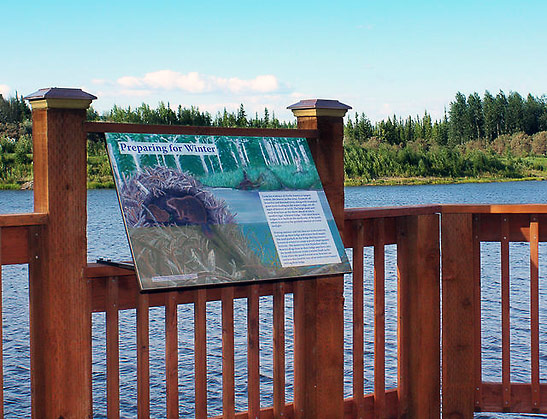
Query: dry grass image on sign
120 166 270 287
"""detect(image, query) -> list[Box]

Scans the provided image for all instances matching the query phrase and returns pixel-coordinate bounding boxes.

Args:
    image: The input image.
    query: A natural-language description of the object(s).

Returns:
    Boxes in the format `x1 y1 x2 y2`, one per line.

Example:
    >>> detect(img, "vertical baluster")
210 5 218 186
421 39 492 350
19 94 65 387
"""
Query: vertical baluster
396 218 409 417
248 284 260 418
501 216 511 410
273 282 285 418
137 292 150 418
195 289 207 419
165 291 179 418
473 215 483 410
530 216 540 411
293 279 317 418
222 287 235 418
353 221 365 417
373 219 385 418
106 276 120 419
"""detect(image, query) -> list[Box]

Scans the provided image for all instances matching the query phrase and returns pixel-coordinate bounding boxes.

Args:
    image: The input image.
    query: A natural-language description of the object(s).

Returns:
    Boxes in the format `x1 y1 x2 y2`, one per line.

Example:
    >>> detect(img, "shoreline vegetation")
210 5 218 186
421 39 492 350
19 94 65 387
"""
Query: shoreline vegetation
2 90 547 190
345 174 547 187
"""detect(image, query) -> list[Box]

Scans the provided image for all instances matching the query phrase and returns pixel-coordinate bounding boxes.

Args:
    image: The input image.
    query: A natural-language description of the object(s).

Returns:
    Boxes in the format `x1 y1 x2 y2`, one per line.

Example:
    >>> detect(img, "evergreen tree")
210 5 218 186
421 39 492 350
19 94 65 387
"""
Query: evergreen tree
404 116 415 143
355 113 373 142
431 112 449 146
523 94 542 135
376 117 398 145
506 92 525 133
467 92 484 140
344 117 356 144
236 104 247 127
482 91 497 141
423 111 433 142
0 93 31 123
449 92 470 145
494 91 508 135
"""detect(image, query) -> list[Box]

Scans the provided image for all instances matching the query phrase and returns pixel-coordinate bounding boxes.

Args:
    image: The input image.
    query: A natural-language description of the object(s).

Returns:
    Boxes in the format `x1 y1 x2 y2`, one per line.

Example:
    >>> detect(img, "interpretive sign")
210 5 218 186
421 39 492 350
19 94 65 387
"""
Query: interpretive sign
105 132 351 290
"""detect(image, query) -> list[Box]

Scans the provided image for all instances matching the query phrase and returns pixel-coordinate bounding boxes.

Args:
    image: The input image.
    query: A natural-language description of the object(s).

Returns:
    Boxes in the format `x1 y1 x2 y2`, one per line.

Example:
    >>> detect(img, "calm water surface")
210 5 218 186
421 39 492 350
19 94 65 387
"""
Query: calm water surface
0 181 546 418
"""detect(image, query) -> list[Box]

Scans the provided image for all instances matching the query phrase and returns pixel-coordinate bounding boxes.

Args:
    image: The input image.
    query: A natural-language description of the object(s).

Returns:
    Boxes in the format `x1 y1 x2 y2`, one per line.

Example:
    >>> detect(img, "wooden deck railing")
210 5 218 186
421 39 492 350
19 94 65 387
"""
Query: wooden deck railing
344 205 442 418
86 265 297 418
2 204 545 417
0 213 49 418
442 205 547 415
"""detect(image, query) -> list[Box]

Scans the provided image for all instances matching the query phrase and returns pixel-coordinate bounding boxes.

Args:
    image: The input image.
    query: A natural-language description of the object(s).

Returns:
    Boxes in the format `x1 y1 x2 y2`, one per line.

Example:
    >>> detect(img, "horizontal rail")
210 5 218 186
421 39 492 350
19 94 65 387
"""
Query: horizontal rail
474 213 547 242
0 215 47 265
343 206 547 246
87 264 295 311
1 226 33 265
441 204 547 214
0 214 47 265
345 203 547 219
344 205 441 220
84 121 319 139
0 213 48 227
481 383 547 413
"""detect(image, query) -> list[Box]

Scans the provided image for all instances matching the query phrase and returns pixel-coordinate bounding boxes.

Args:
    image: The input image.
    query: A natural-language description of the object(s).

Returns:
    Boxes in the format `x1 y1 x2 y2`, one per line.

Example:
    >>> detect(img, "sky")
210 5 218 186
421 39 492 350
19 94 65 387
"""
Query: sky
2 0 547 122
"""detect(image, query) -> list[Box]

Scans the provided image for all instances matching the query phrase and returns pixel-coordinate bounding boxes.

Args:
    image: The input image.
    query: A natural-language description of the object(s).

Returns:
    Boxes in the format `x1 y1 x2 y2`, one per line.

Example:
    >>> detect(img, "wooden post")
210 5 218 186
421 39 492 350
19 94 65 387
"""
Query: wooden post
397 214 441 418
25 87 96 418
288 99 350 418
441 213 476 418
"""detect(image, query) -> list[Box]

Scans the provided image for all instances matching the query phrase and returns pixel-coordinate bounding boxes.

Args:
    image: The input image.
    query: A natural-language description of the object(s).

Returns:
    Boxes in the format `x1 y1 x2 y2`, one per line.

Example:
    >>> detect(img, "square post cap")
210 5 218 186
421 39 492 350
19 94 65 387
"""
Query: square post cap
288 99 351 118
24 87 97 110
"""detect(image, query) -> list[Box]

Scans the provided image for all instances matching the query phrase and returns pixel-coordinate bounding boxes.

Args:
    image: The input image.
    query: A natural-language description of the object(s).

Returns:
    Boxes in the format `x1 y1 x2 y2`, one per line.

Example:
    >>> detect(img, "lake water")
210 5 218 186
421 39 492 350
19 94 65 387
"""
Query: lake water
0 181 546 418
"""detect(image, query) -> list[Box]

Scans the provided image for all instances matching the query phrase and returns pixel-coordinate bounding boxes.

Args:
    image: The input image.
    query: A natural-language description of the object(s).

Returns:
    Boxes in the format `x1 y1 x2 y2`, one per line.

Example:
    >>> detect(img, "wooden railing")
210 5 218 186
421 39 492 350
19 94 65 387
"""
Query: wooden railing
0 204 546 417
89 204 547 417
344 205 442 418
86 264 296 418
85 204 442 418
0 212 49 418
442 205 547 416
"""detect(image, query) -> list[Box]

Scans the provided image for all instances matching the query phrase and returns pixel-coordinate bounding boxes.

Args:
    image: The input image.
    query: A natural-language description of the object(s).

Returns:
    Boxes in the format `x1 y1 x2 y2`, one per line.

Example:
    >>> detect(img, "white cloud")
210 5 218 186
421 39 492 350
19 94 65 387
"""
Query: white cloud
88 71 297 121
119 89 154 97
213 74 279 94
0 84 10 96
115 70 281 94
116 76 141 88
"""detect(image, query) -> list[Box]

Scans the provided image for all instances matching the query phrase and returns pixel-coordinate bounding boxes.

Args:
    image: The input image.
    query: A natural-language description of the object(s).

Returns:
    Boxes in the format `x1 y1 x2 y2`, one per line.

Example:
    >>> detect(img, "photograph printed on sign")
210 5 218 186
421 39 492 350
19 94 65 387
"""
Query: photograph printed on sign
105 133 351 290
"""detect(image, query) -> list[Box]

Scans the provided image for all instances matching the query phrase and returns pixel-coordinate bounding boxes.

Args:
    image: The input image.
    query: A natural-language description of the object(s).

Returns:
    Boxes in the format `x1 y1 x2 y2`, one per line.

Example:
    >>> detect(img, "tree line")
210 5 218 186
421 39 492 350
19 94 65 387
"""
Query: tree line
1 90 547 187
3 90 546 145
88 102 295 129
344 90 547 149
342 90 547 182
0 93 31 124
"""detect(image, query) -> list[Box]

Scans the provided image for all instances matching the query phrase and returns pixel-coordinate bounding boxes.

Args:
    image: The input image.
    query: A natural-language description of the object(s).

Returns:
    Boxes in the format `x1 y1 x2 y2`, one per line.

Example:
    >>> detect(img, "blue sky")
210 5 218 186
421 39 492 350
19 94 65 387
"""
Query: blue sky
2 0 546 122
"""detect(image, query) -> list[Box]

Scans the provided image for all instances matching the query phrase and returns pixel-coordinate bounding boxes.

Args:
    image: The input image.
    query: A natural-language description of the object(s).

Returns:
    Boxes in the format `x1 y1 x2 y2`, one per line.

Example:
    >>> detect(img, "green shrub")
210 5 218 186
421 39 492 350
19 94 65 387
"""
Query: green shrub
0 136 16 153
14 135 32 165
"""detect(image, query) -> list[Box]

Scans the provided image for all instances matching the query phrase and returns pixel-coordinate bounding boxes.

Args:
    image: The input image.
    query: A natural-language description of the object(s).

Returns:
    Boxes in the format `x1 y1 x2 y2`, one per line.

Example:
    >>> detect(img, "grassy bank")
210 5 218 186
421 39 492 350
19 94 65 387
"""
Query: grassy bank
0 152 115 190
343 143 547 186
345 174 547 187
2 153 547 190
